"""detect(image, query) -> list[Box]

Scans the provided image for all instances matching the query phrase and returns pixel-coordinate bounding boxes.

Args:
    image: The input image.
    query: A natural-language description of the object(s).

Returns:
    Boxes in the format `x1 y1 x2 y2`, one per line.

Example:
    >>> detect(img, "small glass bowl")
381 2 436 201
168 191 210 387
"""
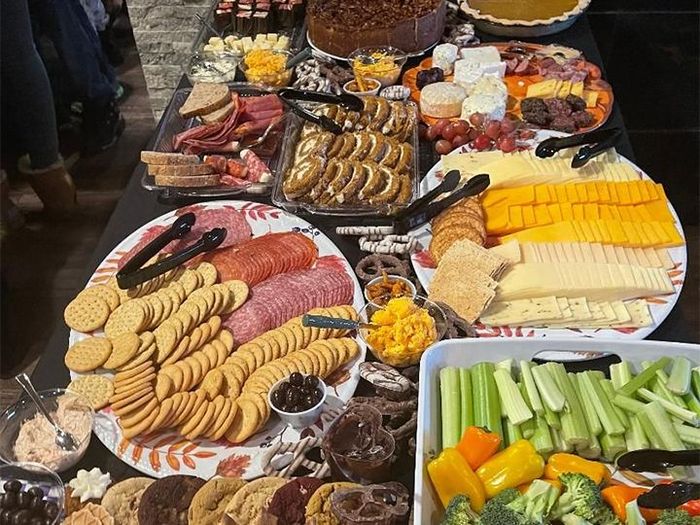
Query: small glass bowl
0 389 94 473
363 275 417 308
268 375 327 429
185 50 242 84
343 79 381 97
0 462 64 524
239 49 293 87
359 295 447 368
348 46 408 87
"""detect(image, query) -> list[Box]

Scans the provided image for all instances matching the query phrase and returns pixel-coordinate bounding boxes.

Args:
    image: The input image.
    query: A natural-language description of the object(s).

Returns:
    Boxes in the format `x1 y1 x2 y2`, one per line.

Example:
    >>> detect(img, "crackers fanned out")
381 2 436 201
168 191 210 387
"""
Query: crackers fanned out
428 196 486 264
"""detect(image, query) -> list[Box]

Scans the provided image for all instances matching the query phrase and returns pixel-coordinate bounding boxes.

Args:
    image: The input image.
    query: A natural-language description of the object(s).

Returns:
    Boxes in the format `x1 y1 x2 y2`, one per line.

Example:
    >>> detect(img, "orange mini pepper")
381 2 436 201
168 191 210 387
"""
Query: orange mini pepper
476 440 544 499
456 426 502 470
545 453 609 486
601 486 661 522
427 447 486 511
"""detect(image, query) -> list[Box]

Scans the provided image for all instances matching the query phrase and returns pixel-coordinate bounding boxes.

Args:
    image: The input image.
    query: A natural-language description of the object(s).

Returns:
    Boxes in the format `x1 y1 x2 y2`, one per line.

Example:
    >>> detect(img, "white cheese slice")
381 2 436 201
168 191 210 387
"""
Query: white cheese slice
458 45 503 63
480 296 563 326
460 93 506 121
489 240 522 263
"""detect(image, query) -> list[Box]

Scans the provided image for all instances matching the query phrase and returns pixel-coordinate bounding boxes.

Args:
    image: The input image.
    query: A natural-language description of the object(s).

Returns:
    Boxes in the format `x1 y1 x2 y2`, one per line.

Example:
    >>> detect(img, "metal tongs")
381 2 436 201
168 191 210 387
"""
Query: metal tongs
278 88 364 135
116 212 226 290
535 127 623 168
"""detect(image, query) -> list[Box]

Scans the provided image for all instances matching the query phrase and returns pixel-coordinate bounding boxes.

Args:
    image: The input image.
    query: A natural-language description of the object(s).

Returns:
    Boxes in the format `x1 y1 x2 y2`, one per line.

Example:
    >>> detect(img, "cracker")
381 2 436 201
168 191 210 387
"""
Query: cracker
226 280 249 311
200 369 224 400
196 262 218 286
64 337 112 373
64 295 111 333
104 331 140 370
78 284 120 311
105 300 147 338
67 375 114 410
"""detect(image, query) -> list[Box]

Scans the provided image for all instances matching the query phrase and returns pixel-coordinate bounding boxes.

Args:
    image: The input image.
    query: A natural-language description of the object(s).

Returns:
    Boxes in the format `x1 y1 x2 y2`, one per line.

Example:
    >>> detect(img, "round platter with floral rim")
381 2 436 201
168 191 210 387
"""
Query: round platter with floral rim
68 200 366 479
410 133 687 339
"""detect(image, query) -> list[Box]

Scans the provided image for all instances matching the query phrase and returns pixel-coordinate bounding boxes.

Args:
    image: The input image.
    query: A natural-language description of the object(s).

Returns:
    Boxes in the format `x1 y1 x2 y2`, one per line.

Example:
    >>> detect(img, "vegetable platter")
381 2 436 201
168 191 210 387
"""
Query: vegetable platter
415 338 700 524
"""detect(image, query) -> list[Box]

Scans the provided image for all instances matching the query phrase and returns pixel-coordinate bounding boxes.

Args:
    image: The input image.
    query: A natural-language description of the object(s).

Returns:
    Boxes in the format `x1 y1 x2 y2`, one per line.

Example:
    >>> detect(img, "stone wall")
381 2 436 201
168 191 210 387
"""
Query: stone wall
129 0 212 117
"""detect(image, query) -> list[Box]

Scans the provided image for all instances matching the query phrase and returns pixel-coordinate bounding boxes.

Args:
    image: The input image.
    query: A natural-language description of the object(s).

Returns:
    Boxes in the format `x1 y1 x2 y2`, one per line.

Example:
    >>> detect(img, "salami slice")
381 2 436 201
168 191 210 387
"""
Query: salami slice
204 232 318 285
117 225 168 269
240 149 272 183
223 266 354 343
166 207 252 253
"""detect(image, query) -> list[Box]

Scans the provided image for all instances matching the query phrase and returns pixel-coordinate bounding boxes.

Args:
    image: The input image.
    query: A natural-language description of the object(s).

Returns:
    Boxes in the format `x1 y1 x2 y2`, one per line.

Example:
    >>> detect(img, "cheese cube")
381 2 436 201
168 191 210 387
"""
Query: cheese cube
526 79 558 98
583 90 599 107
571 82 585 97
558 80 572 97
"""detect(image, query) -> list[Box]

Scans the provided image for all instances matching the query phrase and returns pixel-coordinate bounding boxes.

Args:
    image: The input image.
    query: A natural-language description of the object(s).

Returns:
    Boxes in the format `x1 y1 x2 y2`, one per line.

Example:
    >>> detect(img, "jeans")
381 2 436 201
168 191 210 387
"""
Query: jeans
0 0 60 169
29 0 117 102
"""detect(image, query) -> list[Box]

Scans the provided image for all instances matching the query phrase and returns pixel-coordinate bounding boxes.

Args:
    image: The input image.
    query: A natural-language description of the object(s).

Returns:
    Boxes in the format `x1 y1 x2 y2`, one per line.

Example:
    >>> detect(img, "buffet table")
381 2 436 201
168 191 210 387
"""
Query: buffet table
29 14 697 487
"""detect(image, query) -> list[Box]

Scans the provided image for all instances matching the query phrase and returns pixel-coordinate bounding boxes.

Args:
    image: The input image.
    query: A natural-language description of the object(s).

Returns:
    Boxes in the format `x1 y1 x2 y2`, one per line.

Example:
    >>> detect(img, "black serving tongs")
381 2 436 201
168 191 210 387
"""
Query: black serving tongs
535 127 623 168
392 172 490 234
116 212 226 290
278 88 364 135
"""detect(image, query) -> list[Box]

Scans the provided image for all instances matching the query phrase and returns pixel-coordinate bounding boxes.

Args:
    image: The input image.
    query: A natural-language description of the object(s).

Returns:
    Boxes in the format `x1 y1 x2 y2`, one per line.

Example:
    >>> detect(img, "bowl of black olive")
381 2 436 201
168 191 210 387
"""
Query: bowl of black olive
0 462 63 525
268 373 327 429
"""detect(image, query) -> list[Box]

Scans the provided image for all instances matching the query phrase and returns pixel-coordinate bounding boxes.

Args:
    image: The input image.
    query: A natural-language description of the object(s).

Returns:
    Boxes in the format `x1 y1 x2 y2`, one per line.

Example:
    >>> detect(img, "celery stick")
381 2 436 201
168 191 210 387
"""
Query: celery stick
440 367 461 449
546 363 590 448
600 378 630 428
682 392 700 416
542 396 562 430
692 368 700 399
472 362 503 439
637 411 665 449
674 422 700 446
652 379 689 409
601 432 627 462
625 416 649 451
588 370 606 381
637 388 700 427
610 361 633 390
577 433 602 460
496 358 514 373
641 401 685 450
530 415 554 455
551 427 572 453
494 369 533 426
532 364 566 412
618 357 671 396
503 417 522 447
667 357 692 395
518 383 536 439
520 361 545 416
626 500 647 525
613 394 646 413
571 373 603 437
578 372 625 436
459 368 474 432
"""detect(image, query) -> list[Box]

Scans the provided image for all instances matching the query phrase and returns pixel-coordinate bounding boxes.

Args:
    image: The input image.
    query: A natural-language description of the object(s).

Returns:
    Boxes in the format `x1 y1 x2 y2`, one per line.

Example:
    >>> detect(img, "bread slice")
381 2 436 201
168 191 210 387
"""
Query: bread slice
200 100 236 124
140 151 200 165
154 174 221 187
179 83 231 119
148 163 215 177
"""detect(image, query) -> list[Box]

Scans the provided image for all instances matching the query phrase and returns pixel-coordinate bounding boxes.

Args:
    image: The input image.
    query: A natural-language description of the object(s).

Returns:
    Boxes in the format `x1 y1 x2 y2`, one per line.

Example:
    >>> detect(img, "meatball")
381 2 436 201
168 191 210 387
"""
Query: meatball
522 109 550 127
521 97 548 114
572 110 594 128
565 94 587 111
544 97 572 116
549 115 576 133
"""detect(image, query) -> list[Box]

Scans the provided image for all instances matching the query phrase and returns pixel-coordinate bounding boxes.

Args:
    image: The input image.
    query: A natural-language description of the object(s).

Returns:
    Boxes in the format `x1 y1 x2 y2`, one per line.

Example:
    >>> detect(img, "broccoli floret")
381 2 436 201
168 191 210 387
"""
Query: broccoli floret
625 500 647 525
493 488 522 505
562 514 595 525
479 481 561 525
657 509 700 525
439 494 480 525
593 506 622 525
479 499 529 525
551 473 605 522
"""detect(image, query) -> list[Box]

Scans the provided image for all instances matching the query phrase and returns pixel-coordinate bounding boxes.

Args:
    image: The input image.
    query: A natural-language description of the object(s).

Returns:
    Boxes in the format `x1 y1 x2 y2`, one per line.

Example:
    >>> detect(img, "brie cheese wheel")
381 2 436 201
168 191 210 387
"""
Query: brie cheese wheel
460 93 507 121
420 82 466 118
432 43 459 75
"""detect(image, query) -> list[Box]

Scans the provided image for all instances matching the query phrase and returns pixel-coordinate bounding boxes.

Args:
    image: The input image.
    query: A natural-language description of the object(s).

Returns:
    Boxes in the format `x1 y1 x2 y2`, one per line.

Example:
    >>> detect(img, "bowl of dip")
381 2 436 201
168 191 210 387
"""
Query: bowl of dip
0 389 94 473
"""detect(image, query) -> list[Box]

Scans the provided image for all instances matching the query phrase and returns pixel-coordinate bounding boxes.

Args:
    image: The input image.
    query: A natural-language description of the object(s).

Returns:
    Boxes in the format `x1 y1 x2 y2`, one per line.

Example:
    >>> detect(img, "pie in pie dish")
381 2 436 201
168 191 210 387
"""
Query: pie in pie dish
460 0 591 36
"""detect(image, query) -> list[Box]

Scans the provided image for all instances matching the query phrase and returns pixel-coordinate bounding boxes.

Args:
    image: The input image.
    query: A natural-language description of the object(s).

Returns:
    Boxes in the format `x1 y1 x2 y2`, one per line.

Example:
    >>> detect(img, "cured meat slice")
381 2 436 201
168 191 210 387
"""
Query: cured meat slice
117 225 168 269
223 266 354 343
166 207 252 253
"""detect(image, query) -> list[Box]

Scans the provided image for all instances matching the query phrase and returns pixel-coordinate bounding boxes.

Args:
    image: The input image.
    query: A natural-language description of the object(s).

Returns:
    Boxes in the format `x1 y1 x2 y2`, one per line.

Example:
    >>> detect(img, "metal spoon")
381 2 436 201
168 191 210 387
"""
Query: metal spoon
15 373 79 452
302 315 379 331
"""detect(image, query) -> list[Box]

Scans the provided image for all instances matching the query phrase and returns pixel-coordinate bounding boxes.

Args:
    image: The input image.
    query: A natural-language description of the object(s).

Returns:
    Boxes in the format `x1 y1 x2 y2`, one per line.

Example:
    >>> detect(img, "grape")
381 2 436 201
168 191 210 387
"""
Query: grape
453 120 470 135
426 126 440 142
485 120 501 140
500 118 517 134
497 135 517 153
435 140 453 155
467 127 480 141
441 123 458 141
473 134 492 151
432 118 450 135
518 129 536 140
468 113 485 127
452 134 468 148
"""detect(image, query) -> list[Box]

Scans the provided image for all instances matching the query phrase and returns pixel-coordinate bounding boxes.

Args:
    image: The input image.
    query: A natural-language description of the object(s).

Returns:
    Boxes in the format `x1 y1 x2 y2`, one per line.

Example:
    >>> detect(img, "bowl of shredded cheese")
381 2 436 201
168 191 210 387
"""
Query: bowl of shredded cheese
239 48 293 87
348 46 408 88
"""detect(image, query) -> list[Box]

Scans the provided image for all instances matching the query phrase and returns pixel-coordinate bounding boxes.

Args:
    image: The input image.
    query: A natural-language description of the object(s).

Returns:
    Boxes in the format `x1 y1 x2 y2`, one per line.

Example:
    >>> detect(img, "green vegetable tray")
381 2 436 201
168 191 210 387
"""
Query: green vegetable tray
414 338 700 524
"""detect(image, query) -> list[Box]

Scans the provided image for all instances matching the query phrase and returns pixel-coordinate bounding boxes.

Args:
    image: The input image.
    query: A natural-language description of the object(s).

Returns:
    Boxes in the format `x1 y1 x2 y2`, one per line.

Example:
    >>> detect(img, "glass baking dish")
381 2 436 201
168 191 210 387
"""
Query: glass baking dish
271 101 421 216
140 83 287 198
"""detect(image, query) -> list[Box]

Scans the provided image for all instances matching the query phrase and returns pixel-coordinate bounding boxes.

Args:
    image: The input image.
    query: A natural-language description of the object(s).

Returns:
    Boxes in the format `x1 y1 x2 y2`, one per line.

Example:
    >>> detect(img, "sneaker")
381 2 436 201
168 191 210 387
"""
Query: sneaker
81 95 126 156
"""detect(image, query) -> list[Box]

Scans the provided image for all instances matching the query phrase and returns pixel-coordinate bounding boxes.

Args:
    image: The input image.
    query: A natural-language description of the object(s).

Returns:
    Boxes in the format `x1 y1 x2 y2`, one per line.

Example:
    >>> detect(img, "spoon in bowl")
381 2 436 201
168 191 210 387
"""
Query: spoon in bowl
15 373 79 452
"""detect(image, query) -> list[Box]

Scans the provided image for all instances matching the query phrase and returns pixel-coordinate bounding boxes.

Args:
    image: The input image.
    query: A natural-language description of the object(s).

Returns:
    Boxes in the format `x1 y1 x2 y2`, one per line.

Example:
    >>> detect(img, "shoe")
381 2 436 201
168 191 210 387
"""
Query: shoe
81 95 126 156
18 155 77 215
0 170 25 235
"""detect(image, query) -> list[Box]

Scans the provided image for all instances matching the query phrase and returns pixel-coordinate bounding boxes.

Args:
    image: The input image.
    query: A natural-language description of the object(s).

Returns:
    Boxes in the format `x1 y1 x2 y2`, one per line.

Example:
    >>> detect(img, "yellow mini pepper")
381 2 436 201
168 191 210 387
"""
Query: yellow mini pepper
476 439 544 499
427 447 486 511
545 453 609 486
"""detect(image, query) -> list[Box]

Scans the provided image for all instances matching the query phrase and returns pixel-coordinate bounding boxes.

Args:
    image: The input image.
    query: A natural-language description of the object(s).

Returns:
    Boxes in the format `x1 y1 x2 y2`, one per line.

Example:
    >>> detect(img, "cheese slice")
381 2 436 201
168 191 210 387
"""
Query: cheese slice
480 296 563 326
489 240 522 263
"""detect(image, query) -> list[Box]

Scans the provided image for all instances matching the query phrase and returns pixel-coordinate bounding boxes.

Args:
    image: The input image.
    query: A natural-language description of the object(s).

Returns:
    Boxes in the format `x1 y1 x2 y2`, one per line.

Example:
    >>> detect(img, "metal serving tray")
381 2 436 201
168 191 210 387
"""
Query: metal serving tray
414 338 700 525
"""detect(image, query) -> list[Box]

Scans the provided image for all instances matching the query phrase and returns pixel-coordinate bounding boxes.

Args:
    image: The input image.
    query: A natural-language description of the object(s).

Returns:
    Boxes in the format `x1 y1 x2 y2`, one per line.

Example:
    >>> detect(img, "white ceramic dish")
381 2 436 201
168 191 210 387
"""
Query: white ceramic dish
268 376 328 429
414 338 700 525
363 275 417 307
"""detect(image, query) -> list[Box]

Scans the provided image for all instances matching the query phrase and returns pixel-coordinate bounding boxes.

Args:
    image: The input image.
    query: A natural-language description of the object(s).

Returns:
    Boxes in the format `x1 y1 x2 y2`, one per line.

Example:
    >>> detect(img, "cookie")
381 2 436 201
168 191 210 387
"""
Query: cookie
102 477 153 525
64 295 111 333
103 332 140 370
187 477 247 525
305 482 360 525
65 337 112 373
137 475 205 525
78 284 120 312
223 477 286 525
63 502 114 525
67 375 114 410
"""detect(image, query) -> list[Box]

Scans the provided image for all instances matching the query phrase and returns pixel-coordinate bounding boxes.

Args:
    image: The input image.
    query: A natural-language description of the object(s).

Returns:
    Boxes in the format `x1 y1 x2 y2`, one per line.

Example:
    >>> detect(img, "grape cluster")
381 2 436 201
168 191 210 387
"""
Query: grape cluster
271 373 324 413
0 481 59 525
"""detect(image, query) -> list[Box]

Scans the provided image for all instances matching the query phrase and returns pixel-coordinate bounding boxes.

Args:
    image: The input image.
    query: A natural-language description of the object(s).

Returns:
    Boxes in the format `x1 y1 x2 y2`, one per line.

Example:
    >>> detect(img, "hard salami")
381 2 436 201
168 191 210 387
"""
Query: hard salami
166 206 252 253
223 266 354 343
204 232 318 284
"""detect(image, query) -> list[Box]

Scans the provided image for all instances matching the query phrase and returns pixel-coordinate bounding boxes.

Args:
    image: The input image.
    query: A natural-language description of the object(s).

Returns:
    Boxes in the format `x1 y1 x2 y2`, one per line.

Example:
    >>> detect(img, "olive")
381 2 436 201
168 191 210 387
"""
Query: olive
271 389 284 408
285 389 300 406
27 498 42 513
304 375 319 389
25 490 42 502
3 481 21 494
0 510 12 525
43 503 58 521
289 372 304 387
43 519 53 525
313 389 323 402
12 509 31 525
15 494 29 511
2 494 15 510
304 395 317 408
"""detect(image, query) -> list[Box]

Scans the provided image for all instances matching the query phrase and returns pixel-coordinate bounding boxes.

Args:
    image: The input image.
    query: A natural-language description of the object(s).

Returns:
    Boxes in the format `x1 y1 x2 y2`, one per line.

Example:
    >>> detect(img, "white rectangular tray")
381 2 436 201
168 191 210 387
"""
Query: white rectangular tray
414 338 700 525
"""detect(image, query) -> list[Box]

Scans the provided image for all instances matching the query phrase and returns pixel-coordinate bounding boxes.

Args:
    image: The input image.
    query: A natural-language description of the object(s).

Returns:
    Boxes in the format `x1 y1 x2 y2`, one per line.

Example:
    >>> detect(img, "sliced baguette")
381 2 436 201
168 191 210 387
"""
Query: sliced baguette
179 83 231 119
148 163 215 177
200 100 236 124
140 151 200 165
154 174 221 187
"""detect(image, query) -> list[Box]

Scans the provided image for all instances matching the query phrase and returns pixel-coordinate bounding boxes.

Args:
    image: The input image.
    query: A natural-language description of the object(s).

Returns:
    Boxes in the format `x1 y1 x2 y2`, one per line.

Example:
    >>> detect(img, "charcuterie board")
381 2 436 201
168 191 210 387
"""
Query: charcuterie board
67 201 366 479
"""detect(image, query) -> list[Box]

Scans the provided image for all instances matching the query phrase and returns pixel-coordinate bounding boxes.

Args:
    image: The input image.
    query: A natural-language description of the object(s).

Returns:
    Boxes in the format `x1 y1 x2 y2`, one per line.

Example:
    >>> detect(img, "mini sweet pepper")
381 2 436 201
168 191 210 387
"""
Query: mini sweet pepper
476 439 544 499
601 486 661 522
427 447 486 511
456 426 501 470
545 453 610 486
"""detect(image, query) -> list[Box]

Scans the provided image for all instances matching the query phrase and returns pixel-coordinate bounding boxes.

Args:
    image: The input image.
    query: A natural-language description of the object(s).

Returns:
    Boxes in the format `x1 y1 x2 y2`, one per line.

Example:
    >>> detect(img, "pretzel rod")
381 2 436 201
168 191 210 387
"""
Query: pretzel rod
336 225 395 236
359 237 414 254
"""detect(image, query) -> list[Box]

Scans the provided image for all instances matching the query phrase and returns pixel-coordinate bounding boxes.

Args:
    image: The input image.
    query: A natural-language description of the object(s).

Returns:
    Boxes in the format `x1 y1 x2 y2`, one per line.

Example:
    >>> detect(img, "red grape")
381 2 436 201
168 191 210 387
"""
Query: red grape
467 127 480 141
518 129 536 140
468 113 485 128
435 139 453 155
498 135 517 153
426 126 440 141
441 123 458 141
453 120 470 135
500 118 517 134
485 120 502 140
473 134 492 151
432 119 450 135
452 134 469 148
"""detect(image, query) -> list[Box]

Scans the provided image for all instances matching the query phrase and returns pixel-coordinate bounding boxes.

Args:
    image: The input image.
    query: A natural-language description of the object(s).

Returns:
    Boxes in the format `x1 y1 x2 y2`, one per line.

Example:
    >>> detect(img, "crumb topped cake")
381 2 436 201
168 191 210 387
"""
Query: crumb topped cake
307 0 447 58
